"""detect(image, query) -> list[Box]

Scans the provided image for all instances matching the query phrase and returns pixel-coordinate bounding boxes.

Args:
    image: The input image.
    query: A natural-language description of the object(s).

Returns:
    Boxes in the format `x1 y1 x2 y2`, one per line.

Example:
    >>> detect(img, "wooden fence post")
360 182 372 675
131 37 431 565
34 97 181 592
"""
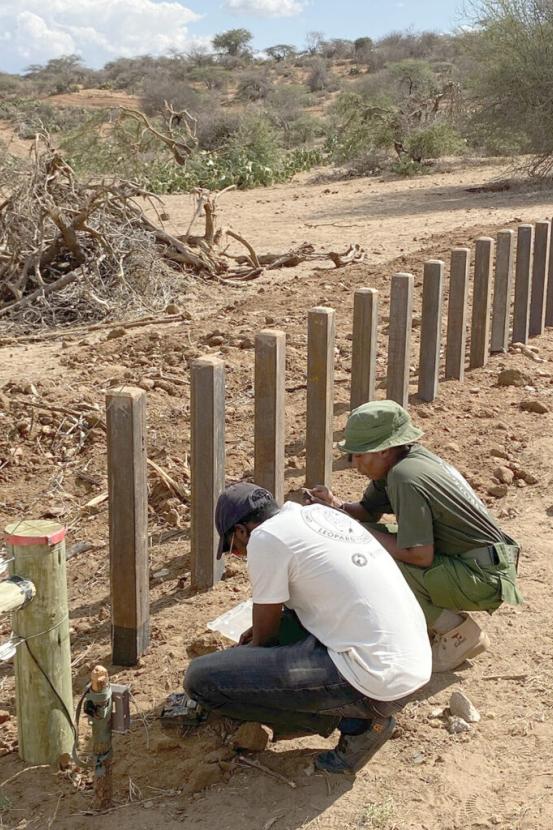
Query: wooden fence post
5 520 73 764
469 237 494 369
306 307 335 489
255 329 285 504
190 356 225 590
512 224 534 344
387 273 414 407
491 230 514 353
445 248 470 380
350 288 379 410
106 387 149 666
529 220 550 338
418 260 444 402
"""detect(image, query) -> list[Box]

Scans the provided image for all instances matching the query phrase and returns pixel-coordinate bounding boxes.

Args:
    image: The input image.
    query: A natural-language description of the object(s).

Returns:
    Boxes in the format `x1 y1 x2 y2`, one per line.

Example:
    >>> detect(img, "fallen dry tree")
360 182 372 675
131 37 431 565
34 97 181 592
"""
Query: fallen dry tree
0 135 366 327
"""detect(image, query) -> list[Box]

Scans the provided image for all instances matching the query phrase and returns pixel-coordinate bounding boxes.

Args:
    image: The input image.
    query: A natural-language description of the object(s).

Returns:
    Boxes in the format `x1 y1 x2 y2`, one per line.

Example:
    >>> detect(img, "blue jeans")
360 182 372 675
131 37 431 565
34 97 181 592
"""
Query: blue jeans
184 632 407 738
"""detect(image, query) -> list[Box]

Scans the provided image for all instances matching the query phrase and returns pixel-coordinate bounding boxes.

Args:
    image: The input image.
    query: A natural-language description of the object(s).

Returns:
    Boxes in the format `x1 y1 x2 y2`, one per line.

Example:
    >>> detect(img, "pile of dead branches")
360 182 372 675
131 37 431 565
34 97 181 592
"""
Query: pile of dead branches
0 138 190 326
0 136 366 328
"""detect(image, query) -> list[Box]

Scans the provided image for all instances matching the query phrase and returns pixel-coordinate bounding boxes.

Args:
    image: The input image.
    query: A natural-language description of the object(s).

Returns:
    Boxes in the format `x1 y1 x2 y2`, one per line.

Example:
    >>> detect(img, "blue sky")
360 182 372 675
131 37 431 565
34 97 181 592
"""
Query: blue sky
0 0 465 75
192 0 465 53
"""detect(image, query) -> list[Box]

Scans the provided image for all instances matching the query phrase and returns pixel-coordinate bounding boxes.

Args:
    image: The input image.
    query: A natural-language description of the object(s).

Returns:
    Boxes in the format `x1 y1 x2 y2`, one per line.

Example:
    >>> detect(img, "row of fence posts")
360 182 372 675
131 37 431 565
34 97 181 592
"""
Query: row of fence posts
104 219 553 668
3 219 552 766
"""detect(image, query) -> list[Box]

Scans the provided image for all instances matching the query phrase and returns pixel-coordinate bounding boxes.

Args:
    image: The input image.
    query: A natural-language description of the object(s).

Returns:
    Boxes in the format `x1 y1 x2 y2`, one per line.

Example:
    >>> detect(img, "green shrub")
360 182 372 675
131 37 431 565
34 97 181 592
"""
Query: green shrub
62 110 323 193
235 71 273 102
197 110 241 150
141 77 204 116
307 59 339 92
0 98 101 138
390 157 429 177
405 123 464 162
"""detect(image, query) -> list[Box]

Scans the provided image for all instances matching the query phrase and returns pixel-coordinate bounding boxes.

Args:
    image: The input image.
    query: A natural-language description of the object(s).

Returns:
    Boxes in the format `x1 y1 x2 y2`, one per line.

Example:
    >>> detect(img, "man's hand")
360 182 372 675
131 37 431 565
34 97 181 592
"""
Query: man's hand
238 626 253 646
303 485 342 509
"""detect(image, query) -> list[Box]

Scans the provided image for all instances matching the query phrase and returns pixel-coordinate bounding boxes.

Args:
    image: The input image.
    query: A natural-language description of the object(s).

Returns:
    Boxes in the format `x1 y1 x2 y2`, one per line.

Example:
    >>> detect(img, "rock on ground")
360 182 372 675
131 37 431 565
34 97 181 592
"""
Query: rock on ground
494 466 514 484
230 722 270 752
488 484 509 498
447 715 471 734
186 632 226 658
497 368 533 387
520 399 549 414
449 690 481 723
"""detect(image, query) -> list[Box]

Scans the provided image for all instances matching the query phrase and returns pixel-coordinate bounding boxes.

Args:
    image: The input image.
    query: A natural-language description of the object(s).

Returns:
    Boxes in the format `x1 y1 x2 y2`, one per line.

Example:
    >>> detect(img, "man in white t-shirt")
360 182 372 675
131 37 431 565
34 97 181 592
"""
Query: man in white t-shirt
184 482 432 774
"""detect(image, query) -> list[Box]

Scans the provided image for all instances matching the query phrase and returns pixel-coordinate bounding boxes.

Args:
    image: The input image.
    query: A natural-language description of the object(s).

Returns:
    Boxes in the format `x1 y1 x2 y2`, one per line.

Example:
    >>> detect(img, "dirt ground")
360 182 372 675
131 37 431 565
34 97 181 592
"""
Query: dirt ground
1 160 553 830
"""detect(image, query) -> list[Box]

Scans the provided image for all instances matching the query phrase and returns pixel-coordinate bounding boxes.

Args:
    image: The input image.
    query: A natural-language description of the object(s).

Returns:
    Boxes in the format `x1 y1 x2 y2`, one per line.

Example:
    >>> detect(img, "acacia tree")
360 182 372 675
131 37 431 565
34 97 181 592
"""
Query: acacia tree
212 28 253 57
266 44 297 62
464 0 553 172
354 36 375 66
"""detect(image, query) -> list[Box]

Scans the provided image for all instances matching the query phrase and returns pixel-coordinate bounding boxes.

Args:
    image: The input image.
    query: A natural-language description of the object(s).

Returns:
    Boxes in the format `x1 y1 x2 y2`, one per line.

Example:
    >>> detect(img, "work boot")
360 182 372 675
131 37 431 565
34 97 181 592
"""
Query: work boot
432 613 490 672
314 716 395 774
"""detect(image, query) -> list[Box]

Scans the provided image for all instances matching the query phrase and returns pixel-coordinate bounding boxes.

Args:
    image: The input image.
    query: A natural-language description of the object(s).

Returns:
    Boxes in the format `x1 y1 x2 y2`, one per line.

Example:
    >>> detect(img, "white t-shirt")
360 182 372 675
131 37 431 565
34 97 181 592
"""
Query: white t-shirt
246 502 431 701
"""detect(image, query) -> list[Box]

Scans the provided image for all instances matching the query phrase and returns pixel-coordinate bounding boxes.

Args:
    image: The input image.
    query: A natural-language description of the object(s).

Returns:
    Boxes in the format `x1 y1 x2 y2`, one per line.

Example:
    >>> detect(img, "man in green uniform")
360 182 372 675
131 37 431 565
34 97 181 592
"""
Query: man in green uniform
307 400 522 672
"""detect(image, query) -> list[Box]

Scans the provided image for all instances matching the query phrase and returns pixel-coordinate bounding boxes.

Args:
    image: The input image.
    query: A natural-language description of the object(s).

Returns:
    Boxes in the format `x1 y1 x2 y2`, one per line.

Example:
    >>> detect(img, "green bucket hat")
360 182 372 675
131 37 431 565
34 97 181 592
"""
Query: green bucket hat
339 400 424 454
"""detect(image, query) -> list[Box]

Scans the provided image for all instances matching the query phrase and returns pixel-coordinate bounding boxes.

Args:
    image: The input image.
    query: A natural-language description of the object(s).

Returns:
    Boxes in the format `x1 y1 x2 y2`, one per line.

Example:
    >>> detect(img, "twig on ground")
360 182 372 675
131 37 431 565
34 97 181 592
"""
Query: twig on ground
147 459 188 501
481 673 528 681
74 789 180 816
0 764 50 789
237 755 297 788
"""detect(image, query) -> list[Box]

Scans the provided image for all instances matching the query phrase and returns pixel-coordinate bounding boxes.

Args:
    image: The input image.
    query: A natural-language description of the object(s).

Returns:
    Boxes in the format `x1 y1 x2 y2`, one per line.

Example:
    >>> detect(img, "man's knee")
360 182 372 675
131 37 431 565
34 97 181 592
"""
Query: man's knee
184 653 217 701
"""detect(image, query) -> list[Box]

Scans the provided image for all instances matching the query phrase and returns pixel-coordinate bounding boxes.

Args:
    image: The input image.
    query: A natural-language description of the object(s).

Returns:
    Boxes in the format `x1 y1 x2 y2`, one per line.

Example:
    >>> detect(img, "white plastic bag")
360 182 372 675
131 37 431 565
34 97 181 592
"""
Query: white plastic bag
207 599 253 643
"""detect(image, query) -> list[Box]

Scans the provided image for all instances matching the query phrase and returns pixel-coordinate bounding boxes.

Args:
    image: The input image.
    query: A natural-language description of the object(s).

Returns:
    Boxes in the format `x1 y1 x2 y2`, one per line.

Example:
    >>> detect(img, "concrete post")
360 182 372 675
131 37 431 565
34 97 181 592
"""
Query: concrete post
387 273 414 407
469 237 494 369
350 288 379 410
418 260 444 402
306 307 335 489
546 219 553 327
190 356 225 589
445 248 470 381
513 225 534 344
491 230 515 353
106 387 149 666
255 330 286 504
529 220 550 338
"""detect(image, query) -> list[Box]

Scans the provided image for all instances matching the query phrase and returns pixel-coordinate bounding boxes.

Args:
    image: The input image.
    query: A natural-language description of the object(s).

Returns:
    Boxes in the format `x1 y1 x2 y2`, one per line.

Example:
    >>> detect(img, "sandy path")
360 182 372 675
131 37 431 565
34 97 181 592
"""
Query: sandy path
162 160 553 271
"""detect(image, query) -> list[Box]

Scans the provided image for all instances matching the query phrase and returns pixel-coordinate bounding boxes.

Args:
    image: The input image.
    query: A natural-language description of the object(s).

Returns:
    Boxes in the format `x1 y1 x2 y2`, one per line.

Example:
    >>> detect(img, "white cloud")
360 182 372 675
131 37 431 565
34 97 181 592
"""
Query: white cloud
224 0 305 18
0 0 205 72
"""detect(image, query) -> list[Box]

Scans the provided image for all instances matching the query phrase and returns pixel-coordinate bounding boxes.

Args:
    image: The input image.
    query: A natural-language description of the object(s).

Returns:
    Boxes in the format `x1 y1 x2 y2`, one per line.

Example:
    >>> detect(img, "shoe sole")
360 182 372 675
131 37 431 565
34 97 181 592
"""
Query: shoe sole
464 633 490 661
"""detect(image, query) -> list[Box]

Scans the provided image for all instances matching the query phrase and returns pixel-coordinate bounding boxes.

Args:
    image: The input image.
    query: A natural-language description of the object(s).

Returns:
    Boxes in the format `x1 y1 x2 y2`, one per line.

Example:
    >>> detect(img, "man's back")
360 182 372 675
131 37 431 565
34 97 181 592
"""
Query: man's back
247 502 431 701
388 445 516 554
362 445 516 555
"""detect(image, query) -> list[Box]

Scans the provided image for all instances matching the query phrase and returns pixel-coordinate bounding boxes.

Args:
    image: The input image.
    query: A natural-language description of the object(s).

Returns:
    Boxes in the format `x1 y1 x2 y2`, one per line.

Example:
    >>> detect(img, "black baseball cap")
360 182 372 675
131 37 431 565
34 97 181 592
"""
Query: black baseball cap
215 482 274 559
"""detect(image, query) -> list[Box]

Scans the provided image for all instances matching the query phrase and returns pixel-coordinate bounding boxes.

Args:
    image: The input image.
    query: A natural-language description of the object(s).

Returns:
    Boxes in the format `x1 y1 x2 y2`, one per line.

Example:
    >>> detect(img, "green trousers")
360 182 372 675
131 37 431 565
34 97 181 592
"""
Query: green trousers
364 524 523 627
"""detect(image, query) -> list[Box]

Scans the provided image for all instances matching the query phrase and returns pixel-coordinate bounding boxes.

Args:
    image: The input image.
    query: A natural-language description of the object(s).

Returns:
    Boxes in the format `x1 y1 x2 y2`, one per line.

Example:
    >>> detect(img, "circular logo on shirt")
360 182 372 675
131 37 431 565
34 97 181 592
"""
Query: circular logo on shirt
301 504 371 545
351 553 368 567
